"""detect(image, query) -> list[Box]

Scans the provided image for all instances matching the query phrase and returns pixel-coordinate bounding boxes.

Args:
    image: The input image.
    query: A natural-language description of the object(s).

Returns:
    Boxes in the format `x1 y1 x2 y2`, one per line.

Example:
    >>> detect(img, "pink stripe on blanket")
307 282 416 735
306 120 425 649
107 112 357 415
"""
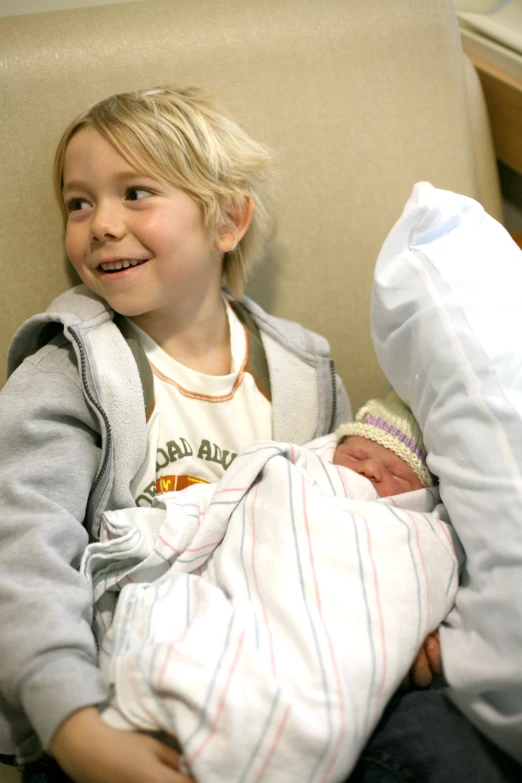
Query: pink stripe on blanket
188 629 246 765
255 704 292 783
332 464 350 498
300 475 346 781
363 518 388 716
408 512 431 634
158 534 180 554
250 482 277 676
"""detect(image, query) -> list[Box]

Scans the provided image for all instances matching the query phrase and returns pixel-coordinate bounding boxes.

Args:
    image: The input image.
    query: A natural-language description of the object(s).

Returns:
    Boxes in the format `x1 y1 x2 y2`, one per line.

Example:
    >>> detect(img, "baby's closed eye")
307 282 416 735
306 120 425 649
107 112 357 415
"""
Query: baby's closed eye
390 472 410 484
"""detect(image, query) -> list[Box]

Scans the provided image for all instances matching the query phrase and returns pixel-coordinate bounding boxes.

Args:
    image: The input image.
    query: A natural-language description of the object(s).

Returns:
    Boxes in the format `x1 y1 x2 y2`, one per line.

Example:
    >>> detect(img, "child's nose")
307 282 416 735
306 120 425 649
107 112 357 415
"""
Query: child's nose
90 202 126 242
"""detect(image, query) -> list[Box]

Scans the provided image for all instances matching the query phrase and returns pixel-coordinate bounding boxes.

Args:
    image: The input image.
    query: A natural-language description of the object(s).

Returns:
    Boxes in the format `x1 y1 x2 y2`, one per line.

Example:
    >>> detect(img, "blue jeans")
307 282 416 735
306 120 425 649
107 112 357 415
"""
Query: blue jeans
17 690 522 782
349 689 521 783
18 753 71 782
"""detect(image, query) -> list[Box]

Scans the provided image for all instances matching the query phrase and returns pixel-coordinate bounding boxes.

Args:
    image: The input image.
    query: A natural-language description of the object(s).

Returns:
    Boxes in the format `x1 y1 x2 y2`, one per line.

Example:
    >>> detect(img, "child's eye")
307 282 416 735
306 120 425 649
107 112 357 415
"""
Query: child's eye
65 197 90 213
126 187 152 201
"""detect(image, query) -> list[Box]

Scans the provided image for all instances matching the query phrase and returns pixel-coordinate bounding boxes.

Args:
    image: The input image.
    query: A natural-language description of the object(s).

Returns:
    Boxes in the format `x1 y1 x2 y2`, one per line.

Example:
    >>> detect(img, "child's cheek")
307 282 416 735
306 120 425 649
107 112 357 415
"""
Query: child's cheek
65 225 82 268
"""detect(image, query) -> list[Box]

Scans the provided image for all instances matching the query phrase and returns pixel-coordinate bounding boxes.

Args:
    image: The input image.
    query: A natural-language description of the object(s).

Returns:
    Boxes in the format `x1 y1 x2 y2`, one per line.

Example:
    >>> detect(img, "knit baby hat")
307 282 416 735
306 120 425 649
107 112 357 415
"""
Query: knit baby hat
335 392 433 488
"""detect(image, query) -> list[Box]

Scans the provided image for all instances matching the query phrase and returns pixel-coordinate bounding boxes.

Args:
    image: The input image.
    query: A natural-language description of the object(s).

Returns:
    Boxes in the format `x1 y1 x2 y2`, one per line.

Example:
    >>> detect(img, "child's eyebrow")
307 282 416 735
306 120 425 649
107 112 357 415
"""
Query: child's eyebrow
62 180 89 195
62 170 152 195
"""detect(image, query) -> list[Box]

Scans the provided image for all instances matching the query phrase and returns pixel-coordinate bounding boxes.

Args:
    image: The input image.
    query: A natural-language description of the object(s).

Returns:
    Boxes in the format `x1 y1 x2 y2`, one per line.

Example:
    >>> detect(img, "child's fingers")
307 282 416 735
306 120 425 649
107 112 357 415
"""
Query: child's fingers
52 711 195 783
159 767 195 783
410 645 432 688
155 741 194 779
155 741 184 769
425 630 442 675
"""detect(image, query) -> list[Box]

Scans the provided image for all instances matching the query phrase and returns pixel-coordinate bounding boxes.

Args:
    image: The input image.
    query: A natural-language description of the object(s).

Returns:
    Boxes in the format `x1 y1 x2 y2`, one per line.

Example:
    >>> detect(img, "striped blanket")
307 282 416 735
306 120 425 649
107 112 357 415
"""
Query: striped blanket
81 434 461 783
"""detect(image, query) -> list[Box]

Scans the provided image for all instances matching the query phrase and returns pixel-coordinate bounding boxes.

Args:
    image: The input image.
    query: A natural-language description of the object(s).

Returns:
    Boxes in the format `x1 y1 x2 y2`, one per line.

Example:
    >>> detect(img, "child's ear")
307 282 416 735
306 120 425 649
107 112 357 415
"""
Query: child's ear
215 194 255 253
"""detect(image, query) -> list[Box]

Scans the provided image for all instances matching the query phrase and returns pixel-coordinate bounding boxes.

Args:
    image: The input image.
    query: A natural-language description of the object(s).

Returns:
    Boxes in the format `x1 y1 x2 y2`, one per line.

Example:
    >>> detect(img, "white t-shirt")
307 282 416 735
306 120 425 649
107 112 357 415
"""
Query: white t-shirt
127 299 273 506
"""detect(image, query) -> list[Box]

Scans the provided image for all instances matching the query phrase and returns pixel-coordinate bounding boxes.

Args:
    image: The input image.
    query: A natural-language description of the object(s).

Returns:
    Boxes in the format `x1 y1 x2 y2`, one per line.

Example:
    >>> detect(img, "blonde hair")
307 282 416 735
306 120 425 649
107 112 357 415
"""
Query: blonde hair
54 86 272 296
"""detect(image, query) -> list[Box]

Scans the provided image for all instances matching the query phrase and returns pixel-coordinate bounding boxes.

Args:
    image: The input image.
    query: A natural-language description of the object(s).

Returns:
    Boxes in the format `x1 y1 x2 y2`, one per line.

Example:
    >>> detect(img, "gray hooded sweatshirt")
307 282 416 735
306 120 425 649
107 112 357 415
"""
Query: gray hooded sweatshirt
0 285 351 761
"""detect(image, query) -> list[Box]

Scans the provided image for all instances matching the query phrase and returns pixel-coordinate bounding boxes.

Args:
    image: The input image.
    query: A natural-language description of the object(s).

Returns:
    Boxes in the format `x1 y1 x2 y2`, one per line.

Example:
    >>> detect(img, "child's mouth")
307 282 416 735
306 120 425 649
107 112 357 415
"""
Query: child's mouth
98 259 148 275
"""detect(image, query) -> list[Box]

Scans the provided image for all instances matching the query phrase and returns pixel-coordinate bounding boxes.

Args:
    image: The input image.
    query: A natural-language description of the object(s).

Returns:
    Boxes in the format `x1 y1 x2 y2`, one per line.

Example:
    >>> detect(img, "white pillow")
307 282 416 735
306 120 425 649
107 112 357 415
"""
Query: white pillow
371 181 522 763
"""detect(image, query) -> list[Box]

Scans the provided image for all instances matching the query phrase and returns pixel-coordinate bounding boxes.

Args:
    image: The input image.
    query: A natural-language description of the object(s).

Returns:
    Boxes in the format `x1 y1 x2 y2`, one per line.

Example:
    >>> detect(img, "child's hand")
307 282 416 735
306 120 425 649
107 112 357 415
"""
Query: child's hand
50 706 195 783
407 630 442 688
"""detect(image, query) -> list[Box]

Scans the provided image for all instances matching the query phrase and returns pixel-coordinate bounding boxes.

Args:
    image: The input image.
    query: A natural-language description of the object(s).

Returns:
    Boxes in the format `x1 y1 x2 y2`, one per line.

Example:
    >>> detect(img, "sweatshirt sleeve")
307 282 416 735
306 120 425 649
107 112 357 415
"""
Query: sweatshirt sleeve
334 372 352 429
0 346 110 750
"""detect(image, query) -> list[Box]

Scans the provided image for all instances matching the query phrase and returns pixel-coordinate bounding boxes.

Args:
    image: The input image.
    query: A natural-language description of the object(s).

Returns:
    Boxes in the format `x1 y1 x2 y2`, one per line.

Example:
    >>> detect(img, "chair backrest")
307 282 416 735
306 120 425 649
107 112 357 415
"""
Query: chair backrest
0 0 501 410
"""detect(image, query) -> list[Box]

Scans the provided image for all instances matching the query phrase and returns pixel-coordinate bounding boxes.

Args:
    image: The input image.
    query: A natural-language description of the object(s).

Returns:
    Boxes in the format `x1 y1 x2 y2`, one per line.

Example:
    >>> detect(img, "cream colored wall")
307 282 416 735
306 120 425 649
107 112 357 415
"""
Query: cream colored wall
0 0 143 17
454 1 507 10
0 6 136 773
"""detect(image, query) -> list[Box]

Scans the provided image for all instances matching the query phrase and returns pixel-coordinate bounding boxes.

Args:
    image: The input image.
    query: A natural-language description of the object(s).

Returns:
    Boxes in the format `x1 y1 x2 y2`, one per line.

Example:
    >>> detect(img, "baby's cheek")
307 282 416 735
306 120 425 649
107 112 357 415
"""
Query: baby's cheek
377 476 401 498
332 450 350 469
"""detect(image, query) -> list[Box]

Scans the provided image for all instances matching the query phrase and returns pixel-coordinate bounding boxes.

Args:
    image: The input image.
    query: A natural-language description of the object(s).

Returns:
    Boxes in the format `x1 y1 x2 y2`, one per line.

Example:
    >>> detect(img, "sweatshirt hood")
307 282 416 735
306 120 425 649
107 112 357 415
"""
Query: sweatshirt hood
7 285 111 378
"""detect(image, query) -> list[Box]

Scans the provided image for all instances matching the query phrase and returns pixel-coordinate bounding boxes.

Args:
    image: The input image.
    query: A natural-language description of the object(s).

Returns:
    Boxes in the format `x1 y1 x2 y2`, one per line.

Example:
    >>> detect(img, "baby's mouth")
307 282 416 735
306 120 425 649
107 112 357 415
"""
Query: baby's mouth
99 259 148 273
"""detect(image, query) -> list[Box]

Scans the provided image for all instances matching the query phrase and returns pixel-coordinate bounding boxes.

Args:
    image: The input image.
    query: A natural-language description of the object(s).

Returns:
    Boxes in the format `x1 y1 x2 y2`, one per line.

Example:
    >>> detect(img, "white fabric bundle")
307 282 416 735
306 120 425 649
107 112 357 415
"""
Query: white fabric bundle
82 434 459 782
372 181 522 763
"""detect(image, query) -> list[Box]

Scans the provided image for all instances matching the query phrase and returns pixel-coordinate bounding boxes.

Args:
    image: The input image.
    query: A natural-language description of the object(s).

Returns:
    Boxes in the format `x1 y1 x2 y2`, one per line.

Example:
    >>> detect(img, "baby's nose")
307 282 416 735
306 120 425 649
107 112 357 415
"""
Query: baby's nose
357 459 382 482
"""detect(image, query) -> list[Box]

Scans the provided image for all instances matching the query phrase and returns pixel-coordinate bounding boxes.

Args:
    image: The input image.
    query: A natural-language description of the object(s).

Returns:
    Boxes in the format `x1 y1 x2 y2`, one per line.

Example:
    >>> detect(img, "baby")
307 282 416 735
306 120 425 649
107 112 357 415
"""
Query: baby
333 392 441 688
333 393 434 498
86 391 453 781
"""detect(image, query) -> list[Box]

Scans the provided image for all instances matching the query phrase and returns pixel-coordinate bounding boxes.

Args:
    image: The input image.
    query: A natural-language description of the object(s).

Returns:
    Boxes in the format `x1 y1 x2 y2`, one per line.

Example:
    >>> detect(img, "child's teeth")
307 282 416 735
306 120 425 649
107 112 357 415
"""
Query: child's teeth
102 261 123 270
101 259 145 271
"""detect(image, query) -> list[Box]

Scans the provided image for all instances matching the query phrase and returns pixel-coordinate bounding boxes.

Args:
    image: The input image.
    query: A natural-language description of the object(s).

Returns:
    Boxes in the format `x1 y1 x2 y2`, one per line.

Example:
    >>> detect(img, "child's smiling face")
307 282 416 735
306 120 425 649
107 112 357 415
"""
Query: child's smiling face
62 127 227 327
334 436 423 497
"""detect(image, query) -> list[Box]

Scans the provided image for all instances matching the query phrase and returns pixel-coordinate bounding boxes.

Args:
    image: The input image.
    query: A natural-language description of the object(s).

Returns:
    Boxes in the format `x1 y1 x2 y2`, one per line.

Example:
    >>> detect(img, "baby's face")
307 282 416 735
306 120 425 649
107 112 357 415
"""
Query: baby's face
333 436 423 497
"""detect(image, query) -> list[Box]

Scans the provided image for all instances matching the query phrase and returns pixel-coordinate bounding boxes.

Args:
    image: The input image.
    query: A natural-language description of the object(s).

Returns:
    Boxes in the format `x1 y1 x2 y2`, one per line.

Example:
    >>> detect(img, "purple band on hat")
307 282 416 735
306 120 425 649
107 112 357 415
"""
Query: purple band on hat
362 413 426 464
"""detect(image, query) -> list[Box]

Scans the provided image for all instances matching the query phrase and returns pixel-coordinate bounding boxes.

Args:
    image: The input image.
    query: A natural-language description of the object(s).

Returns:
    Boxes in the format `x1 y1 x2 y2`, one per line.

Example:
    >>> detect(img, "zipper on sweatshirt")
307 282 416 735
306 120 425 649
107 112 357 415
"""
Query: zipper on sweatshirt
328 359 337 433
69 327 112 505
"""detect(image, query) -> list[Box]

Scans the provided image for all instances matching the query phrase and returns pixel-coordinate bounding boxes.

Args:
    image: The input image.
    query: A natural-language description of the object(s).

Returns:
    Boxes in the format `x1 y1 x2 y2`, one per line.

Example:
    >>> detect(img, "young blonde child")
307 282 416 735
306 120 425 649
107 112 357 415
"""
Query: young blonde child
2 87 504 783
0 87 350 783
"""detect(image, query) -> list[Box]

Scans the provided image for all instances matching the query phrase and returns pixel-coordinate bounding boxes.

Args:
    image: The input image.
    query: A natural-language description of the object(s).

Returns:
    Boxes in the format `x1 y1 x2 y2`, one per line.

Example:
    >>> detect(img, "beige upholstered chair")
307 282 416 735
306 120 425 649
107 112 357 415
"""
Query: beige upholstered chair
0 0 501 778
